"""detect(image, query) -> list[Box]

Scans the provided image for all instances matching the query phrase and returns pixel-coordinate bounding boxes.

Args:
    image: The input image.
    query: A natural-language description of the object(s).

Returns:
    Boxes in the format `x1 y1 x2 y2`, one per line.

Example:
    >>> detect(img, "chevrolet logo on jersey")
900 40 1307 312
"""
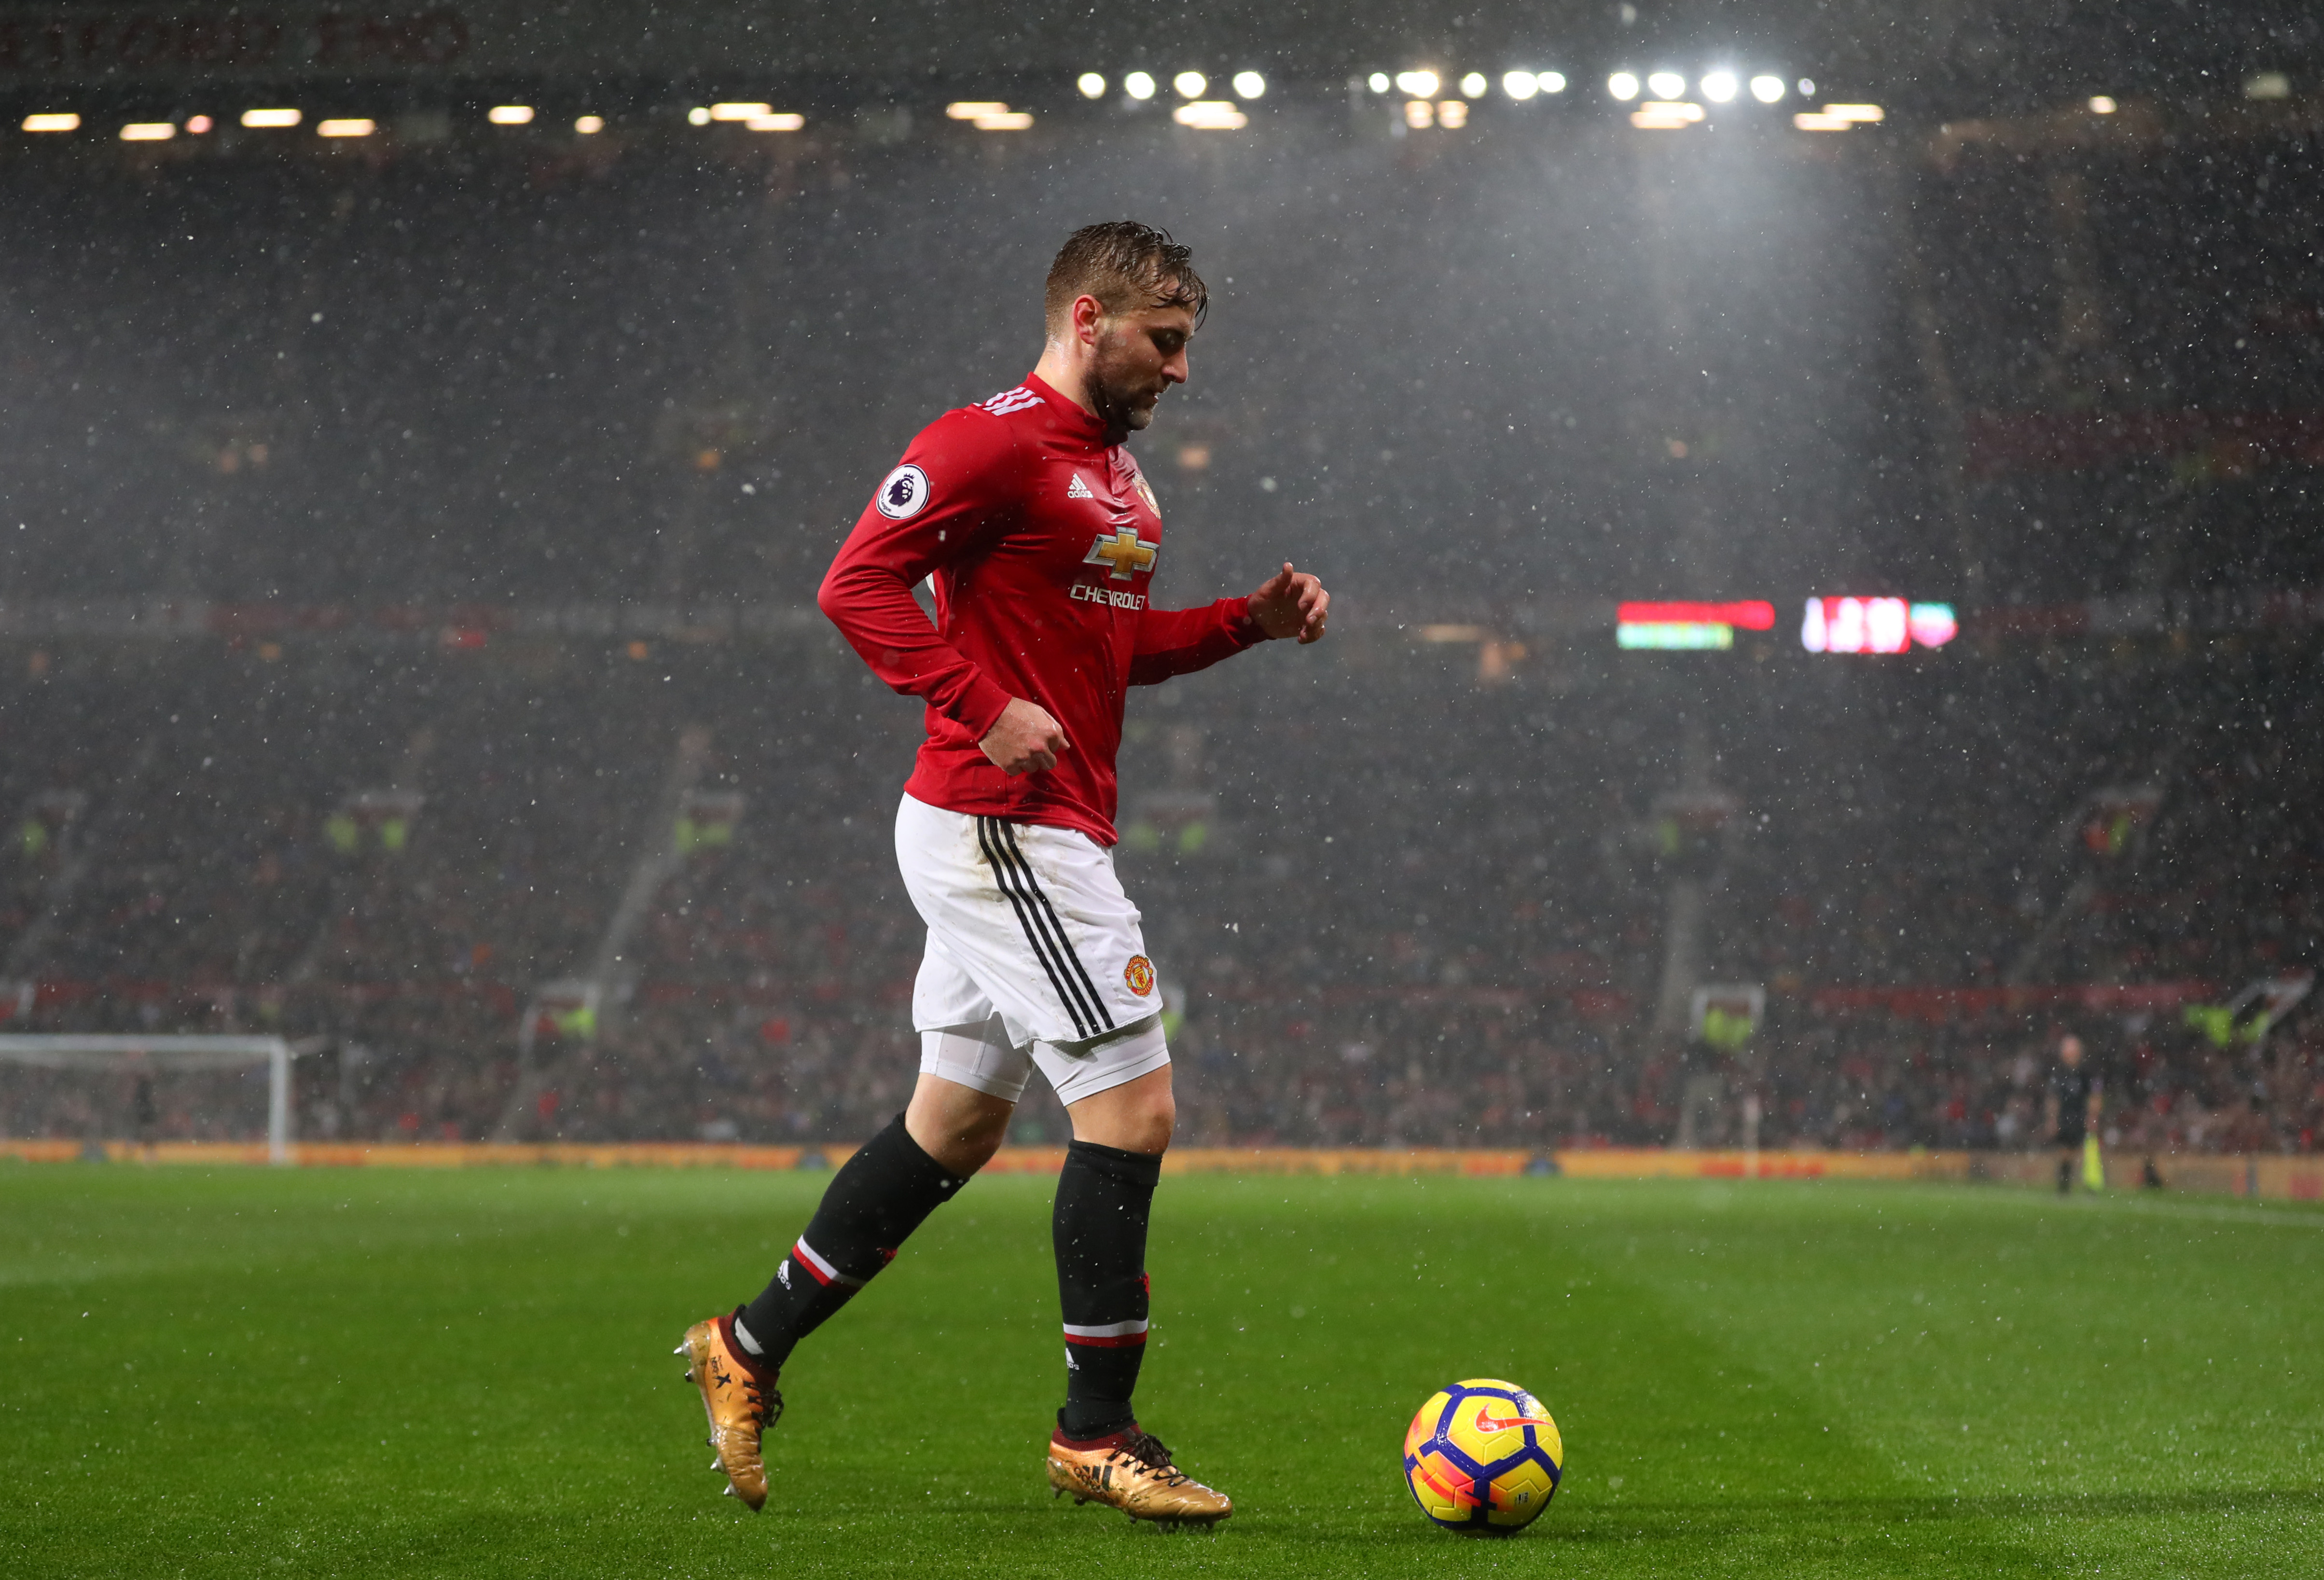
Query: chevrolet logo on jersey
1084 527 1158 581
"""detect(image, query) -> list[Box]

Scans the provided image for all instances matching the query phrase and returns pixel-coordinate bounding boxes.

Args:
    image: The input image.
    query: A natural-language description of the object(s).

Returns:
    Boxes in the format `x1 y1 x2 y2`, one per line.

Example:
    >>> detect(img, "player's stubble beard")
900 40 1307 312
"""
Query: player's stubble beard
1086 323 1167 440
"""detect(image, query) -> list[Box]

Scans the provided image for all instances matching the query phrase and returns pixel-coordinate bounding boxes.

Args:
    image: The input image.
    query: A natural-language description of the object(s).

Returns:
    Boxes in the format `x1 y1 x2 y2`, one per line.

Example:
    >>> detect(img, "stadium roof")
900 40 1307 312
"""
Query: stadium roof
0 0 2310 111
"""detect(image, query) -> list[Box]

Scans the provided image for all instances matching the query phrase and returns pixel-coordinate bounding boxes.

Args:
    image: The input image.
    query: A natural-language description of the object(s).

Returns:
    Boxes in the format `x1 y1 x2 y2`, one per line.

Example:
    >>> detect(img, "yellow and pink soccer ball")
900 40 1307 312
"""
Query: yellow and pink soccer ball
1402 1378 1563 1534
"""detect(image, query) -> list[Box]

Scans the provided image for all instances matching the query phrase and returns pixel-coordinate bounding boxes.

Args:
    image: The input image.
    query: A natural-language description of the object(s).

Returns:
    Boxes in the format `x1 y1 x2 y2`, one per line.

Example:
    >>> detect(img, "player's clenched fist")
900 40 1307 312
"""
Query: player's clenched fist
979 696 1070 776
1247 562 1330 644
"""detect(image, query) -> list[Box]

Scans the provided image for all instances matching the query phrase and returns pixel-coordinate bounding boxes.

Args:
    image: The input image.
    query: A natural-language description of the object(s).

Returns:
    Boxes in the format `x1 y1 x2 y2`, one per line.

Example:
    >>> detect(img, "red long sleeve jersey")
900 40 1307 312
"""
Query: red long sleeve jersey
818 373 1265 846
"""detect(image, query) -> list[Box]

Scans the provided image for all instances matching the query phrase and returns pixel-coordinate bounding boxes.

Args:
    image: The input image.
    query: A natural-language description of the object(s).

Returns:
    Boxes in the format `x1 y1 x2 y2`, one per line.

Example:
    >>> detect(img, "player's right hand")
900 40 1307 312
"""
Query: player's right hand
980 696 1069 776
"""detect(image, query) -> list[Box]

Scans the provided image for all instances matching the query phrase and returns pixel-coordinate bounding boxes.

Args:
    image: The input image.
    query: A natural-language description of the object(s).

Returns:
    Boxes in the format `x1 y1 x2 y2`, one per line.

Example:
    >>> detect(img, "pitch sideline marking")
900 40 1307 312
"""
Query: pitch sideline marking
2089 1197 2324 1232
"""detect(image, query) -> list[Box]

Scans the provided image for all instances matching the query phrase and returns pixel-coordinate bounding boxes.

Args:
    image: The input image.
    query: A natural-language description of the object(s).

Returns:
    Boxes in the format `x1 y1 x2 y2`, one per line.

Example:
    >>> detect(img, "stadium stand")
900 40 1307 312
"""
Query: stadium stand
0 635 2317 1156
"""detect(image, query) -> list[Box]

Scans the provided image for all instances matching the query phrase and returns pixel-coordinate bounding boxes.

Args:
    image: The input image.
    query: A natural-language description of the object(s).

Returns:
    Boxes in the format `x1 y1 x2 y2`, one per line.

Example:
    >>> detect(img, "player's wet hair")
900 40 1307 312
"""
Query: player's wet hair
1044 221 1208 335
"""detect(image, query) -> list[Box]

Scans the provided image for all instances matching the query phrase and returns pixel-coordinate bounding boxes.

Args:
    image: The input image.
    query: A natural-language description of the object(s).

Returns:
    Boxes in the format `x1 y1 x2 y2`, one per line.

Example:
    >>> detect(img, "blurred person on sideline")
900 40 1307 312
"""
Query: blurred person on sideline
2045 1033 2102 1193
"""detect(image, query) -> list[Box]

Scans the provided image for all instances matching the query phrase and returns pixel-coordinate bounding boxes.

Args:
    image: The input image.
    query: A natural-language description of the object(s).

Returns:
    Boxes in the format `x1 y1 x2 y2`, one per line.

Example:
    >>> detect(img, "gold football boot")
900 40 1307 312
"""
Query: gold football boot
676 1311 782 1511
1046 1427 1232 1527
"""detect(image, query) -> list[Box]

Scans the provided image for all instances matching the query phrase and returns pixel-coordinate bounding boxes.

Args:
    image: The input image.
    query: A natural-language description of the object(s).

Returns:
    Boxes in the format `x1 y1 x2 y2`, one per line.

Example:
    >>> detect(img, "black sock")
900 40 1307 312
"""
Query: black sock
735 1114 965 1371
1053 1138 1162 1440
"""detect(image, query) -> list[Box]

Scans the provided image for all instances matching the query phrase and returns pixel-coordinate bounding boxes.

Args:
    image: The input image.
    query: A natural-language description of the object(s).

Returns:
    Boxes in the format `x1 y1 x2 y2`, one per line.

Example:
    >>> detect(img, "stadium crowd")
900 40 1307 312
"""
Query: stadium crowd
0 633 2317 1157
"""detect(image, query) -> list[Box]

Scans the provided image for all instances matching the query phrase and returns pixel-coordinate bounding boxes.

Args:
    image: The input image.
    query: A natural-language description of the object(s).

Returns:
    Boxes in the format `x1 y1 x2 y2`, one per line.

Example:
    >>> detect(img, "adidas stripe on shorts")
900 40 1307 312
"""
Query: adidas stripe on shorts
894 792 1170 1106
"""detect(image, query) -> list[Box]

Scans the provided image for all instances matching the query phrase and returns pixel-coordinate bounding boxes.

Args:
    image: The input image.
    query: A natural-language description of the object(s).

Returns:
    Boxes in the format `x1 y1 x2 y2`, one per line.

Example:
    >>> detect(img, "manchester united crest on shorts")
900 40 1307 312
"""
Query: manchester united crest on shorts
1124 955 1156 997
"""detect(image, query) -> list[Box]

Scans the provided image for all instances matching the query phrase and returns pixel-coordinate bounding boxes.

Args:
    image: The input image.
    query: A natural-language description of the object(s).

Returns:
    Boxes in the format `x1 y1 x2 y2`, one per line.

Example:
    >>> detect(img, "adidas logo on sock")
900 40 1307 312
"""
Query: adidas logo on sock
1066 473 1094 500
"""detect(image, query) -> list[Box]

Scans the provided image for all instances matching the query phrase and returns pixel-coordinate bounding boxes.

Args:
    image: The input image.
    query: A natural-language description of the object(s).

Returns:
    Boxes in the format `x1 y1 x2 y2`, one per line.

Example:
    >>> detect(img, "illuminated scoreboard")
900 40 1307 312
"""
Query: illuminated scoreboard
1610 597 1960 653
1799 597 1957 654
1616 601 1776 650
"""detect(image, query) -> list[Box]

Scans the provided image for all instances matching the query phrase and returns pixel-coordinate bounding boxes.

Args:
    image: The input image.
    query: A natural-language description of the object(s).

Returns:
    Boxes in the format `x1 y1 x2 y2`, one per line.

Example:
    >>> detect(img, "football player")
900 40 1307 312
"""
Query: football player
679 222 1327 1525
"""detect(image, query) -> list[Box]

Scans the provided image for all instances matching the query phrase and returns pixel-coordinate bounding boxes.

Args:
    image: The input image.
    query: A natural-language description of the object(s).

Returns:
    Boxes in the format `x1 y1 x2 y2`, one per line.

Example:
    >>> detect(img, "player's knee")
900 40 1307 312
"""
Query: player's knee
958 1098 1018 1162
1115 1084 1176 1155
906 1078 1017 1176
1139 1088 1177 1153
950 1120 1009 1175
1065 1077 1174 1154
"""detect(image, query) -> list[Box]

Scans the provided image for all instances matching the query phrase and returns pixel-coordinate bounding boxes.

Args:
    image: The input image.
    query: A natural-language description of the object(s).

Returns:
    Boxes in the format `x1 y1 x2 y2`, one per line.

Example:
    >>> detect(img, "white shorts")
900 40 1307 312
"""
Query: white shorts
895 793 1171 1107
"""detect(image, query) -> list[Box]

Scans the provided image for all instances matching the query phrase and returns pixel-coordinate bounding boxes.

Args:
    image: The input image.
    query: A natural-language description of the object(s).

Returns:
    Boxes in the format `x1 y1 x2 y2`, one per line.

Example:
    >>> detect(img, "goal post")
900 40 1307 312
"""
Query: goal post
0 1035 303 1163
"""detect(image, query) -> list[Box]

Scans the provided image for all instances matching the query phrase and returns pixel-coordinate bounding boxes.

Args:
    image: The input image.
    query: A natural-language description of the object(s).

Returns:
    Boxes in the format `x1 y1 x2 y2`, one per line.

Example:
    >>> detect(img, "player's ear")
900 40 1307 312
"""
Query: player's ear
1074 293 1106 346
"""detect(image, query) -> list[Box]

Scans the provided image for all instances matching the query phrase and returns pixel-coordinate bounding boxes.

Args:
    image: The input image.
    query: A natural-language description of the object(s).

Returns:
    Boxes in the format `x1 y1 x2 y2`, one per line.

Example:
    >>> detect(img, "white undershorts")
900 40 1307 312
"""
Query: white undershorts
895 793 1171 1107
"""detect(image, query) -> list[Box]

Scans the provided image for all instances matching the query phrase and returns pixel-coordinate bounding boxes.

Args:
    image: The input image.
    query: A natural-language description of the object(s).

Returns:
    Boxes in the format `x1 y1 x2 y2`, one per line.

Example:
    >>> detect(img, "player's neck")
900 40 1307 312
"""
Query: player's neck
1029 350 1126 444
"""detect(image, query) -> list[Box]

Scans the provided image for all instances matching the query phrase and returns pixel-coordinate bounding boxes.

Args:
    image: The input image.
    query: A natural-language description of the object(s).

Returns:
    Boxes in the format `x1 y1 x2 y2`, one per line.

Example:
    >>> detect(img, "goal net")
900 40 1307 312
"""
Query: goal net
0 1035 303 1162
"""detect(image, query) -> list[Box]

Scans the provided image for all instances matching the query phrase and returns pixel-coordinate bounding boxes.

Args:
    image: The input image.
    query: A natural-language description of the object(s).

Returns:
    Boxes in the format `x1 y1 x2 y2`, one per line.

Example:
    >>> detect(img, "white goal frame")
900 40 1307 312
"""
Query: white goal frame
0 1035 303 1163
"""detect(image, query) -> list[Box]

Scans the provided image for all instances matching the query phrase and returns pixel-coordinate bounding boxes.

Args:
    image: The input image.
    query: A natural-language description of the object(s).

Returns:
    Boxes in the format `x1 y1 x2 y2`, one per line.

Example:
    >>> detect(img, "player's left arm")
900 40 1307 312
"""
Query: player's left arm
1128 562 1328 686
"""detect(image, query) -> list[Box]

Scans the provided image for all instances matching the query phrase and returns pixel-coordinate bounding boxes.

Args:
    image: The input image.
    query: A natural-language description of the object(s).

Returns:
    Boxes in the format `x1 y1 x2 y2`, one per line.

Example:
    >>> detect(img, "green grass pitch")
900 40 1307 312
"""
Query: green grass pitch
3 1165 2320 1578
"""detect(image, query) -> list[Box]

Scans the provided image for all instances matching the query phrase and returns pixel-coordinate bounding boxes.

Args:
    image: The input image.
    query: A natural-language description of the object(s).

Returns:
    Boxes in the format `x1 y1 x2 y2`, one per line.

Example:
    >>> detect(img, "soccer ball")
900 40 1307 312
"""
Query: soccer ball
1402 1378 1563 1535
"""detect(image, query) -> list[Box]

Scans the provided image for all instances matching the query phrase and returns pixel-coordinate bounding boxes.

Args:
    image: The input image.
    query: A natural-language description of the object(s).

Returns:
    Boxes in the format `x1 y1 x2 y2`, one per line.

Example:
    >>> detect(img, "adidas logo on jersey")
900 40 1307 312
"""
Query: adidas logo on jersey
979 386 1043 417
1066 473 1094 500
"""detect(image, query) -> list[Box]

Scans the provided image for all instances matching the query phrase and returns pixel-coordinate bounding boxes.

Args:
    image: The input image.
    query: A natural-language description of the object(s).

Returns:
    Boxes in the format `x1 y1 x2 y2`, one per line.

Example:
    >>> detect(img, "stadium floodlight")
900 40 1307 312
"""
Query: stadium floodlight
1231 71 1265 99
1825 103 1883 121
23 112 80 132
1700 71 1738 103
2244 71 2290 100
1607 72 1640 100
1174 71 1206 97
1404 99 1434 129
1798 78 1816 96
1503 71 1538 100
2089 96 2117 114
186 115 213 133
747 113 804 131
1369 72 1390 93
1647 71 1686 99
709 102 772 121
1632 102 1705 129
1396 70 1439 97
945 101 1011 119
973 111 1034 130
317 118 375 138
1124 71 1157 99
575 114 604 133
0 1035 307 1164
1439 100 1469 128
488 105 534 125
1174 100 1247 130
1079 73 1107 99
1750 74 1786 103
241 108 301 127
1539 71 1567 93
687 106 711 125
1793 111 1851 131
1460 72 1487 97
120 122 175 141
